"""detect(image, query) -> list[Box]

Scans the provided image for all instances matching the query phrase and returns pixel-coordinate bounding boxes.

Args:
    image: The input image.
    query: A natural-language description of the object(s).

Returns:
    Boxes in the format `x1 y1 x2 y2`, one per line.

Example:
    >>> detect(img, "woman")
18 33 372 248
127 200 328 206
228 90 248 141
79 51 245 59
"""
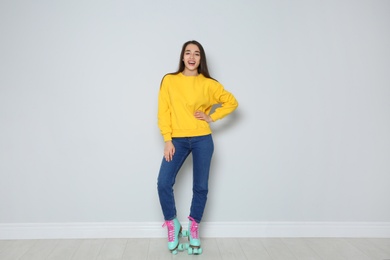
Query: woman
157 40 238 255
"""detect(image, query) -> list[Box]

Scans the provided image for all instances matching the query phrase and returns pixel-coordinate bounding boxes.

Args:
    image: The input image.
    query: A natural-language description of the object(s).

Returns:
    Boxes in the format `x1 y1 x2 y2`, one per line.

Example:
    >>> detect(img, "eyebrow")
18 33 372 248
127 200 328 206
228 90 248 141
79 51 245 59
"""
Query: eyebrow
185 50 200 53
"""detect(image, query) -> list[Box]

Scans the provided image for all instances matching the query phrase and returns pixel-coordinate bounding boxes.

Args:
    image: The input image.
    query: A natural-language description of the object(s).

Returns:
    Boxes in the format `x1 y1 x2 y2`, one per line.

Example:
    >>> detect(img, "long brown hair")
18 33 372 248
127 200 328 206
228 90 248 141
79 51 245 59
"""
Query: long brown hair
169 40 215 80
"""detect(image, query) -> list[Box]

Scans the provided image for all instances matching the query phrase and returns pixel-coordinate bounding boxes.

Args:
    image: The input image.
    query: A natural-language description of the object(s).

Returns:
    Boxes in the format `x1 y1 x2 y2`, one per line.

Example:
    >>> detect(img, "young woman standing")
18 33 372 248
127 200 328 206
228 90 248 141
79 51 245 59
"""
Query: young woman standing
157 40 238 255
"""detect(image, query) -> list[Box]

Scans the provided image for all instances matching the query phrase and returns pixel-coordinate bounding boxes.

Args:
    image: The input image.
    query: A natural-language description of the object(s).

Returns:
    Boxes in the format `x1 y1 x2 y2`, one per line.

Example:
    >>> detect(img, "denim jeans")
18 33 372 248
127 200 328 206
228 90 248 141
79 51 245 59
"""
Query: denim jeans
157 134 214 223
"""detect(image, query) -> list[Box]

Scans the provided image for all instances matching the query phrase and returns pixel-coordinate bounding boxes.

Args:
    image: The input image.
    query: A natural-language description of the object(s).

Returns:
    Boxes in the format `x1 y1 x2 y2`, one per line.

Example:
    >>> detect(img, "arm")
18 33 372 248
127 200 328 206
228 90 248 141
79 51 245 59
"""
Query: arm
158 76 176 162
158 76 173 142
209 82 238 122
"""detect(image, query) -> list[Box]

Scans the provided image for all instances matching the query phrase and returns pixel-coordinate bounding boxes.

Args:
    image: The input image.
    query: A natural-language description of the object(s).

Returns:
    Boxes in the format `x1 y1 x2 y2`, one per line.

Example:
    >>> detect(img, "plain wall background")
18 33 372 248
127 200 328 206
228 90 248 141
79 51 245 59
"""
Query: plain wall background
0 0 389 224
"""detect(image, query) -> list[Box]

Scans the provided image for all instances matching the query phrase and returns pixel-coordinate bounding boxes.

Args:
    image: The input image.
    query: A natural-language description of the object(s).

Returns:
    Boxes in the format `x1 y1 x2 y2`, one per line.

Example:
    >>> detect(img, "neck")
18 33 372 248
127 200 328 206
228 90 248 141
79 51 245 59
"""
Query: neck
182 69 199 76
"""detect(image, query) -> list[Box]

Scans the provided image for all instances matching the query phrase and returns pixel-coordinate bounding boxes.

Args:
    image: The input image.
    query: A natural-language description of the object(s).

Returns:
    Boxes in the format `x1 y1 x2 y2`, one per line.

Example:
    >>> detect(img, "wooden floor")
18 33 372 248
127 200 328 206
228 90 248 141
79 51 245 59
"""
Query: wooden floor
0 238 389 260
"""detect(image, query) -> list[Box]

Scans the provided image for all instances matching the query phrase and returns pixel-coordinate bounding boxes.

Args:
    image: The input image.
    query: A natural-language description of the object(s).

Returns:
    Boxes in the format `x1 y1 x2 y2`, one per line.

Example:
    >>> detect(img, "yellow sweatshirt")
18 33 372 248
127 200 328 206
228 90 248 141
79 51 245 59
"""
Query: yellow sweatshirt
158 73 238 141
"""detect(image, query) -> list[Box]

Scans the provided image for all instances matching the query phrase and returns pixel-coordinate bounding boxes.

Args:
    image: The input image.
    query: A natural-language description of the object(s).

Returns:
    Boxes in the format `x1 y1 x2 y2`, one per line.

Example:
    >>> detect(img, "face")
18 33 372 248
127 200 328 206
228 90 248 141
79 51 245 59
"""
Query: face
182 44 201 76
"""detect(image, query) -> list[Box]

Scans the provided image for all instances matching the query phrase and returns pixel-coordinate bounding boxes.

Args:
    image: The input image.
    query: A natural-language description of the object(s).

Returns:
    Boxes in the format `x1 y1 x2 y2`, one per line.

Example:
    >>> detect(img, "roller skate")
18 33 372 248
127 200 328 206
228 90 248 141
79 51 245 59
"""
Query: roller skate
162 218 187 255
187 216 203 255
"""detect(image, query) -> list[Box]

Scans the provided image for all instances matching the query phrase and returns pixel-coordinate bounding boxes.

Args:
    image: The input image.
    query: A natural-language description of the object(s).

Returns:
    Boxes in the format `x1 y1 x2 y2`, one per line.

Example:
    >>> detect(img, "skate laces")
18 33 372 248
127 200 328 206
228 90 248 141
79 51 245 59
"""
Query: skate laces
188 216 199 239
162 220 175 242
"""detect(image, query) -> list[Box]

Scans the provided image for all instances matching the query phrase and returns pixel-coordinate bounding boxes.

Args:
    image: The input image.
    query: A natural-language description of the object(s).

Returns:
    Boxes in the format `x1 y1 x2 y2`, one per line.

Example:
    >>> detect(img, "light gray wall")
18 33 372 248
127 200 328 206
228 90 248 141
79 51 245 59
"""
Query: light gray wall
0 0 389 224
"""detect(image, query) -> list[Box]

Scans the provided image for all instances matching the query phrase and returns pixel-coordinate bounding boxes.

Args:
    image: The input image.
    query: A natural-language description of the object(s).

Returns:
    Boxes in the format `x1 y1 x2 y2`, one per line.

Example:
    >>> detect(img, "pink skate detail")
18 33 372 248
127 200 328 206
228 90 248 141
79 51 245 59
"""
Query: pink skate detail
162 220 175 242
188 216 199 239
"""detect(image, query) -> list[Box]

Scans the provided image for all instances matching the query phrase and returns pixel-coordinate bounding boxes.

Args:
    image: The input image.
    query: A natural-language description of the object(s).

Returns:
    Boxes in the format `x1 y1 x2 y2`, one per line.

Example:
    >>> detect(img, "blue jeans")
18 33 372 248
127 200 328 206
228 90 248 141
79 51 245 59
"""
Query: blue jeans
157 134 214 223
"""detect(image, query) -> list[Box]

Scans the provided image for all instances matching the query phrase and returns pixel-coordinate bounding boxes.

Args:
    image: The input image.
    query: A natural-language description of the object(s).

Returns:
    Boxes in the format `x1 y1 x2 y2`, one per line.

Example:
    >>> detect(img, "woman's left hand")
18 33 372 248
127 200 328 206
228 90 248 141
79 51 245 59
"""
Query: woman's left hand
194 111 213 123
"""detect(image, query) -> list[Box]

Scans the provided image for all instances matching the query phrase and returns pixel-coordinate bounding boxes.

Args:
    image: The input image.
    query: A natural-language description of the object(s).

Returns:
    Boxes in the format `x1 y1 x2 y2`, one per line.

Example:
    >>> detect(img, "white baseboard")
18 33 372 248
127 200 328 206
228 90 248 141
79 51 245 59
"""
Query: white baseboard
0 222 389 240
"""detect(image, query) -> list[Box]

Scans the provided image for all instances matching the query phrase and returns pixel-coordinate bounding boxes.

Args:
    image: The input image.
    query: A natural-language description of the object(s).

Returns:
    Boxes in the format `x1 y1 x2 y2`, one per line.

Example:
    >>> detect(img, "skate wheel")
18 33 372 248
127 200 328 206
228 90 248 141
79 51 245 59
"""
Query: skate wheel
180 243 189 250
178 243 185 251
193 248 202 255
172 249 178 255
182 230 189 237
188 246 202 255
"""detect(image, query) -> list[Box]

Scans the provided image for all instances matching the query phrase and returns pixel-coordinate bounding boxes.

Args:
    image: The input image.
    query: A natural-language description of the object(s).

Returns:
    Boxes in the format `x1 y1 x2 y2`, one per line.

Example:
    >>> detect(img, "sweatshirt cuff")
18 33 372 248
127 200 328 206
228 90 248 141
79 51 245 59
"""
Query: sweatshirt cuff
210 114 219 122
163 133 172 142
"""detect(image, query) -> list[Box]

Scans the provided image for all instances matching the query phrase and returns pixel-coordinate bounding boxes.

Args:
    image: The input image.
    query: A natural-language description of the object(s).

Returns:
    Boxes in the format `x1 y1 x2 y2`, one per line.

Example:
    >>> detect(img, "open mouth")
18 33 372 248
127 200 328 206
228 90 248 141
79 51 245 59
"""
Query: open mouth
188 61 196 66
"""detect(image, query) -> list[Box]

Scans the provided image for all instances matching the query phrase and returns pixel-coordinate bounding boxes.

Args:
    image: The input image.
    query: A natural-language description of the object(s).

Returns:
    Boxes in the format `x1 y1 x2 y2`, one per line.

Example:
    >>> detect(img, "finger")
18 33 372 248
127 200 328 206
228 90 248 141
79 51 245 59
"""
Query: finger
165 150 173 162
164 152 170 162
194 114 204 120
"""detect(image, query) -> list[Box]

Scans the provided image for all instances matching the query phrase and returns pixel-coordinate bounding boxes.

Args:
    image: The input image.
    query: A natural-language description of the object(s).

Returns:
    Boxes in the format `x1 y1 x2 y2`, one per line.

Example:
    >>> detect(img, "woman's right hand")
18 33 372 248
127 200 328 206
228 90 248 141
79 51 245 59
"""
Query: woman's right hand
164 141 175 162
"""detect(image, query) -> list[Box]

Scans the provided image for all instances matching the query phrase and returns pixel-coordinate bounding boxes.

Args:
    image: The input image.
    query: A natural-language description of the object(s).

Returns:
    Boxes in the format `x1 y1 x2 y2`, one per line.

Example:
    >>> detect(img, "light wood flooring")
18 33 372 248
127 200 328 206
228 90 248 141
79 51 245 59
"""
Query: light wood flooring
0 238 389 260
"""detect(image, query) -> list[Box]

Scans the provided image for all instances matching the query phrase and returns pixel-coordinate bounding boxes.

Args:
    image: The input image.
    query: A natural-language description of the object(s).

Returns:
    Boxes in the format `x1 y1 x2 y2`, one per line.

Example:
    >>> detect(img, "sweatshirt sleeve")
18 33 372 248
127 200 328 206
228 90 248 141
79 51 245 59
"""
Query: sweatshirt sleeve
209 81 238 122
158 76 172 142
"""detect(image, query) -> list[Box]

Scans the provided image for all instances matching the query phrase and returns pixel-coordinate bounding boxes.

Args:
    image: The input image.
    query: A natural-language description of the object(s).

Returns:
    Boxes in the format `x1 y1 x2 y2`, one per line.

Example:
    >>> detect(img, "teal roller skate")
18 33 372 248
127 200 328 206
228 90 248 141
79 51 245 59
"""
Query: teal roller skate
162 218 187 255
187 216 203 255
